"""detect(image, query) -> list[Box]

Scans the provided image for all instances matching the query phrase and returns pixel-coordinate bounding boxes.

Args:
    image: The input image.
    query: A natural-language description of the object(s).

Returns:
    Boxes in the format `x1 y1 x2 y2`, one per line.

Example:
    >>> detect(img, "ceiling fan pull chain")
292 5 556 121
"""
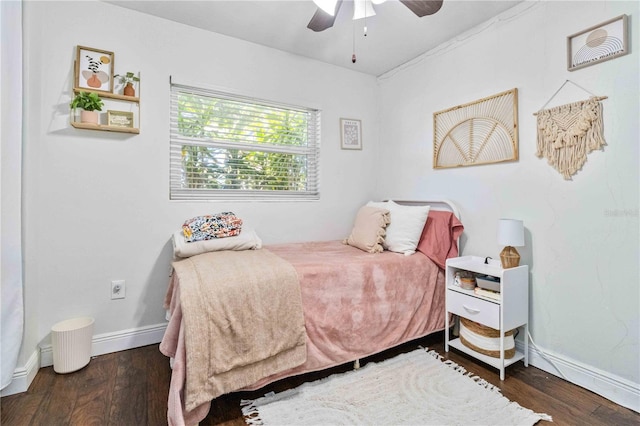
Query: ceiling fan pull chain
352 20 357 63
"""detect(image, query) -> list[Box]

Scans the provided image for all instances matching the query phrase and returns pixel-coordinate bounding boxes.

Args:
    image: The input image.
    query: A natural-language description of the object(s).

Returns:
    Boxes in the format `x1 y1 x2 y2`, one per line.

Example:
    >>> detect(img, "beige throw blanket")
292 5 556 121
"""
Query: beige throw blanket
172 249 306 412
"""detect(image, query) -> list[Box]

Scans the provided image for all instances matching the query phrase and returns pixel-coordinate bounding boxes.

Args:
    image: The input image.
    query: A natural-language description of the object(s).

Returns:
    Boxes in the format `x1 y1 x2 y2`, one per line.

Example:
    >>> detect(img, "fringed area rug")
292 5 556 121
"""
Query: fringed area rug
241 348 552 425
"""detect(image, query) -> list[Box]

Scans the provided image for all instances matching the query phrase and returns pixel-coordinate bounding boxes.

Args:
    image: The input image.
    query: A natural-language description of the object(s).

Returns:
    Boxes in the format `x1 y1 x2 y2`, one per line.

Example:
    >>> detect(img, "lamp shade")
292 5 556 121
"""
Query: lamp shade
497 219 524 247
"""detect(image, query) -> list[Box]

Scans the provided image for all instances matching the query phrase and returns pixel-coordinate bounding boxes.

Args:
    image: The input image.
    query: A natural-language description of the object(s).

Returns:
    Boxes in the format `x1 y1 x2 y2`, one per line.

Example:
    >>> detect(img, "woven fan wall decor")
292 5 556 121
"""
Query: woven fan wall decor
433 88 518 169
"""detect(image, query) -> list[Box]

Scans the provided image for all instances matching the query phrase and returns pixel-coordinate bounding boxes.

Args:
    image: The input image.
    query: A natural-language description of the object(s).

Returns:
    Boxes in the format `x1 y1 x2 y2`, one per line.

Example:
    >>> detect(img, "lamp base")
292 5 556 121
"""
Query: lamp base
500 246 520 269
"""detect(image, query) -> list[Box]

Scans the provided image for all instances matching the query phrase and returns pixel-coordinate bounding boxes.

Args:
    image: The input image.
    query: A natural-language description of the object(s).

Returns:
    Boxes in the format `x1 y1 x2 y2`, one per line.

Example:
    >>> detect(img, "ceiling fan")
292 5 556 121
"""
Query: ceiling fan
308 0 444 32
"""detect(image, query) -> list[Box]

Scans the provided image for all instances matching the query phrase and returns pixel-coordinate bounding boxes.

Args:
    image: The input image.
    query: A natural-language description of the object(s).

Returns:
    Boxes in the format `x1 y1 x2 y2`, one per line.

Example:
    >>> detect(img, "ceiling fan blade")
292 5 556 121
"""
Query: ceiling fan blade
307 0 343 32
399 0 443 17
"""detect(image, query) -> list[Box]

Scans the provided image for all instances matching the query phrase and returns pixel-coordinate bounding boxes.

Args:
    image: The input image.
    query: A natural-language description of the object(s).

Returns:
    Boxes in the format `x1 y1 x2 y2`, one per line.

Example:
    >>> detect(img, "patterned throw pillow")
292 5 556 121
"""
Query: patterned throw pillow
182 212 243 242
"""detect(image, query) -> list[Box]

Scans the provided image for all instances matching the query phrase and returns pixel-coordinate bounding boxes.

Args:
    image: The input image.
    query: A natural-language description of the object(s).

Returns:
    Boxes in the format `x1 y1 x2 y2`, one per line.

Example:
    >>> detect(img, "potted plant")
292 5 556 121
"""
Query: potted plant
114 72 139 97
70 91 104 124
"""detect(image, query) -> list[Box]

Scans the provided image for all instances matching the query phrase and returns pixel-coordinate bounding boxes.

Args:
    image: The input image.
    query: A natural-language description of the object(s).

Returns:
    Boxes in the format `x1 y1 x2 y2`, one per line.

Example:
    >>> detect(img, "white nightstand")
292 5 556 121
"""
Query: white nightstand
445 255 529 380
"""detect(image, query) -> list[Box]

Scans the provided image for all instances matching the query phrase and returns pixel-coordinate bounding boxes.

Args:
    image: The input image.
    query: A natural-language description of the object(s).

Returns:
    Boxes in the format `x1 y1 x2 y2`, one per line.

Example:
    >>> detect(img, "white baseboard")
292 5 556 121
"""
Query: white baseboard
1 322 167 396
40 322 168 368
516 340 640 413
4 322 638 413
0 350 39 397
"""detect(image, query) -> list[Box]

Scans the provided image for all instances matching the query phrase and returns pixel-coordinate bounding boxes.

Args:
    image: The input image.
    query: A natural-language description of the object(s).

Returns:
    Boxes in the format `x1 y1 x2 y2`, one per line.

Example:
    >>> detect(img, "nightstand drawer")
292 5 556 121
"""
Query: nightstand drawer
447 290 499 329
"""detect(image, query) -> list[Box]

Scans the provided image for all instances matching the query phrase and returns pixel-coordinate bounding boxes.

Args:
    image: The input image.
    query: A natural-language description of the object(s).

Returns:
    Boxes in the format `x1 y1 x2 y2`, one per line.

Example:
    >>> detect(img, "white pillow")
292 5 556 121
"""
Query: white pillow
366 200 430 255
172 226 262 258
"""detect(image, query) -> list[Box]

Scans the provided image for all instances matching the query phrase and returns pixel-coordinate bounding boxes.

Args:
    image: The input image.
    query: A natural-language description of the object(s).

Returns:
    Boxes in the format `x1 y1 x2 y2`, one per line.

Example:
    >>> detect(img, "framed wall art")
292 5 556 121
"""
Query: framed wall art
75 46 114 93
567 15 628 71
107 110 134 128
340 118 362 150
433 88 518 169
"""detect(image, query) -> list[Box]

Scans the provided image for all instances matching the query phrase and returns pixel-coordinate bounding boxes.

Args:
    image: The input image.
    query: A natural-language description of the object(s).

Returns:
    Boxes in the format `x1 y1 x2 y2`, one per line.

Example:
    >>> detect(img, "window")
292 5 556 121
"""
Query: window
170 83 320 200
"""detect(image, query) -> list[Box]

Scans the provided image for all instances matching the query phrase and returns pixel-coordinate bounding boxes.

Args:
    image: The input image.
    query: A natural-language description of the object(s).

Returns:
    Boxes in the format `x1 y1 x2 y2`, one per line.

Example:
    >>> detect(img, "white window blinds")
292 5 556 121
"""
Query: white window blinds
170 82 320 200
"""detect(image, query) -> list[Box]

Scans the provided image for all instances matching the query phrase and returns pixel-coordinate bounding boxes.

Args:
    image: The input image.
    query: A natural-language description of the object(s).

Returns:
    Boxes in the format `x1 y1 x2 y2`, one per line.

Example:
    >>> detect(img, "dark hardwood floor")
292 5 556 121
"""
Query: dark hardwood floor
2 332 638 425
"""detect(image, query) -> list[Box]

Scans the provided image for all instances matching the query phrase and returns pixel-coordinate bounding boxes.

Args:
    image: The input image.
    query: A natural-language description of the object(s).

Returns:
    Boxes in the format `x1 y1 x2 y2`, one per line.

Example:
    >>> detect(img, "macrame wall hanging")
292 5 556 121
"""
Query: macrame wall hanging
433 88 518 169
534 80 607 180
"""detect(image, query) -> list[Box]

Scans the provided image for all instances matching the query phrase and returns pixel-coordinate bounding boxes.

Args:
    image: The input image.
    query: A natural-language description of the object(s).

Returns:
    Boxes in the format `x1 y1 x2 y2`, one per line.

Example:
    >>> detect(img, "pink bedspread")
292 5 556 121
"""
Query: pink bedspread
247 241 445 388
160 241 446 426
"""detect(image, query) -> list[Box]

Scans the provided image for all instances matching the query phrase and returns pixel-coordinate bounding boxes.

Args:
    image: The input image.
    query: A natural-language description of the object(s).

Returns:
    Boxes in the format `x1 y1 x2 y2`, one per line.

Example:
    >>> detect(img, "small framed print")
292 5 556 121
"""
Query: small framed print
107 110 134 128
567 15 628 71
75 46 114 93
340 118 362 150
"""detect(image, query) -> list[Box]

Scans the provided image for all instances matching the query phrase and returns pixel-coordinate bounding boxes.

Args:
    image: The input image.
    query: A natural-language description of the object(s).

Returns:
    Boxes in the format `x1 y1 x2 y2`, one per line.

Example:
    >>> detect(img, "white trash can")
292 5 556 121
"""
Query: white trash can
51 317 94 374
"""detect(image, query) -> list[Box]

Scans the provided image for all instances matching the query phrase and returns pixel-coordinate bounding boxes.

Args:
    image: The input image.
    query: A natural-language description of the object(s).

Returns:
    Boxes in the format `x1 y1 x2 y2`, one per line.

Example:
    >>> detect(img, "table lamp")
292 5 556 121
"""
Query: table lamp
497 219 524 268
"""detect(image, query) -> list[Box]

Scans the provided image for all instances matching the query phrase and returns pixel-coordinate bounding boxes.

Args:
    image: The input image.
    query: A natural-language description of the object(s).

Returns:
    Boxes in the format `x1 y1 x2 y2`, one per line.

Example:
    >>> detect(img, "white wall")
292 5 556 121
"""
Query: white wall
19 0 378 371
376 0 639 408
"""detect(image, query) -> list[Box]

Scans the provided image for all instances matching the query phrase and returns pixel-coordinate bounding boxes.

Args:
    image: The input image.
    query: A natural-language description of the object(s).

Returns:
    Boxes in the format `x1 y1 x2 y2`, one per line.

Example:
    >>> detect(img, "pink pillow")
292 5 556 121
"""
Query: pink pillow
416 210 464 269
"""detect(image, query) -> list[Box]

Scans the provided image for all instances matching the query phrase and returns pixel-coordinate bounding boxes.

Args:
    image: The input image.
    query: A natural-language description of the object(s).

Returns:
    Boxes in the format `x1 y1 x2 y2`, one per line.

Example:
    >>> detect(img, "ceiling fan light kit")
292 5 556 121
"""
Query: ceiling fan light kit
353 0 376 20
308 0 444 32
308 0 444 65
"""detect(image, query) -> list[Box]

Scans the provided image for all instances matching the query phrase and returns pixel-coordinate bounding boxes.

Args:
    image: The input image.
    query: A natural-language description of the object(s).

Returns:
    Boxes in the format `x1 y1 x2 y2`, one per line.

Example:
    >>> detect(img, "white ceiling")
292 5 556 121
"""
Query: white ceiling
106 0 523 76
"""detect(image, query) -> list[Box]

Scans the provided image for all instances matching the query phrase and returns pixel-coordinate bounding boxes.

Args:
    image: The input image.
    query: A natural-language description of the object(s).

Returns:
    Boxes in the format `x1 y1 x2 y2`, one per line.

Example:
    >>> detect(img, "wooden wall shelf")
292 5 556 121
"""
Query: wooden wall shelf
70 71 141 134
72 87 140 104
70 122 140 134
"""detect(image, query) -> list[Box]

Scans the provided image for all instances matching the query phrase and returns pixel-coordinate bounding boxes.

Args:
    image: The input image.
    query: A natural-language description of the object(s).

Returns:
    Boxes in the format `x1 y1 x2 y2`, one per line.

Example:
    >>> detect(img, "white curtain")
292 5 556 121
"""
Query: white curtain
1 0 25 390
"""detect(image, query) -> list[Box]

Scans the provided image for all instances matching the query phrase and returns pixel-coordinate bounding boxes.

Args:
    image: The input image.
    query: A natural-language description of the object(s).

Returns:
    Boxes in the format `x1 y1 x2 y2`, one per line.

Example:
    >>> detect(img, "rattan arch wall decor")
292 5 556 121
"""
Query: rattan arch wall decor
433 88 518 169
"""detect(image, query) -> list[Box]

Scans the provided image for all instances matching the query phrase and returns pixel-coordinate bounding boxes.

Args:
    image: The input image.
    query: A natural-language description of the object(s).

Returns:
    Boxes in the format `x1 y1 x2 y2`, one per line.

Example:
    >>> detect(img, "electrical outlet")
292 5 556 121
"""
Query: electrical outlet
111 280 126 299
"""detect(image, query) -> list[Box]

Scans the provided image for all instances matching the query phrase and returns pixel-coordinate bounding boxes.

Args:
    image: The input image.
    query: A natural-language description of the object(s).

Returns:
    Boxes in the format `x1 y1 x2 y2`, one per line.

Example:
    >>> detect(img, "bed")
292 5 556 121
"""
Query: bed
160 200 463 426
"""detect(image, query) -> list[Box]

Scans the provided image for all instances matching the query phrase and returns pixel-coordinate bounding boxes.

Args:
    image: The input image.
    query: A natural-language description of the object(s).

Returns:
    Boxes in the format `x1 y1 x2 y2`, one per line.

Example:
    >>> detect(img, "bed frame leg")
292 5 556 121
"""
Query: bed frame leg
354 359 360 369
